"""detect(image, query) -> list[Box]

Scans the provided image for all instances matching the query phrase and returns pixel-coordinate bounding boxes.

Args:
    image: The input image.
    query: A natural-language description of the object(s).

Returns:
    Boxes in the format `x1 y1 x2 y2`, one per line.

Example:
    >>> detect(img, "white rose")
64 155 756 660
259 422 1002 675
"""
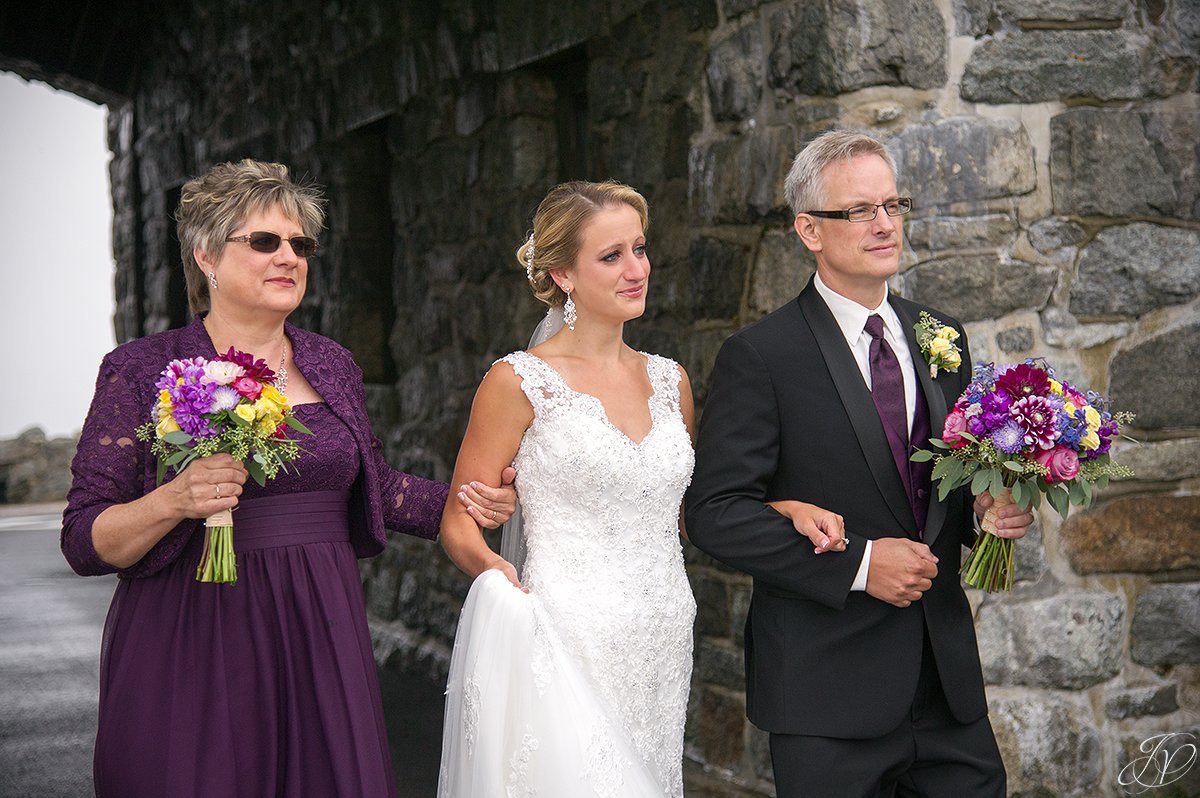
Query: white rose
202 361 246 386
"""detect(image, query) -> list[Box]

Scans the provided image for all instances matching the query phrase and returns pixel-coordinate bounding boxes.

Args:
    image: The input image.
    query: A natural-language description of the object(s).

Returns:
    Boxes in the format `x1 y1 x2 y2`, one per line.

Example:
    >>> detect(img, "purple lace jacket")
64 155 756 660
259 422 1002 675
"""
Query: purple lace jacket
62 316 450 579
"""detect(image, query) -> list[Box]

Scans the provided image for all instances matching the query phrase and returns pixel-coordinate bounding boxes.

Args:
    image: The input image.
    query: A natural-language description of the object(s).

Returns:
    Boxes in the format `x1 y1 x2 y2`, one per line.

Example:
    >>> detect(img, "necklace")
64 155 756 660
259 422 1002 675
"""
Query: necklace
276 340 289 394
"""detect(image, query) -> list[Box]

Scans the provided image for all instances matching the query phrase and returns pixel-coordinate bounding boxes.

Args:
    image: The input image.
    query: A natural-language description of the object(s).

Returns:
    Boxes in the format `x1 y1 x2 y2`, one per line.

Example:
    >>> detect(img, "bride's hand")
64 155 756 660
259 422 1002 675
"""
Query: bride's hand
458 466 518 529
484 554 528 592
767 500 847 554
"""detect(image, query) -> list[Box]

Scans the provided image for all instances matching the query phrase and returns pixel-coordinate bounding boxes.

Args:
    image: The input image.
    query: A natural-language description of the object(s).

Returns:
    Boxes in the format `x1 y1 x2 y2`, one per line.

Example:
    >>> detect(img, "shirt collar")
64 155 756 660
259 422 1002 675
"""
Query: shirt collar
812 272 902 346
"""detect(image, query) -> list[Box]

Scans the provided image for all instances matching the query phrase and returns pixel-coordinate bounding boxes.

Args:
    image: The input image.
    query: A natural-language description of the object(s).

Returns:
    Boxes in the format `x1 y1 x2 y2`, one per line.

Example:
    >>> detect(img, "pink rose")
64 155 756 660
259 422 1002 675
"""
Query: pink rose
1034 446 1079 483
232 376 263 401
942 409 968 448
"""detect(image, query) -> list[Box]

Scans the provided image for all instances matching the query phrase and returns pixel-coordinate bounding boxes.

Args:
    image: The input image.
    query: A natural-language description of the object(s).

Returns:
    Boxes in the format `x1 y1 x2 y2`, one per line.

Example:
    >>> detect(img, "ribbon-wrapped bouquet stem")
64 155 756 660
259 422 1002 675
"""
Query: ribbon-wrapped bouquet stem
136 349 311 584
912 359 1134 592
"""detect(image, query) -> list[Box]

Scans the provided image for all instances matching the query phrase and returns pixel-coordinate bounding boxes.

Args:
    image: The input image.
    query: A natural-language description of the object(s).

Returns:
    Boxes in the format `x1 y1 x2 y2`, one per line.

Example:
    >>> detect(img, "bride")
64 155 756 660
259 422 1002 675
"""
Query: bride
437 180 846 796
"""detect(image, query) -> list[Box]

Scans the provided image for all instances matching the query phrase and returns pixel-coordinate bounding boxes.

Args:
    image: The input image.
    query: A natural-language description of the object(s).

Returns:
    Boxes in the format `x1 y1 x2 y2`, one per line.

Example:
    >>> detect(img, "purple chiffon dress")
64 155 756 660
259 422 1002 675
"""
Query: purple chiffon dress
62 318 450 798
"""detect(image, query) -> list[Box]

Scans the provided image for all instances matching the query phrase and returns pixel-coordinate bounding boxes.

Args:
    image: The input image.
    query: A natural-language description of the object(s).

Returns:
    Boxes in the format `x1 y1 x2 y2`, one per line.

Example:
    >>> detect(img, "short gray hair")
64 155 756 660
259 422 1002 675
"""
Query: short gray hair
784 130 899 218
176 159 326 315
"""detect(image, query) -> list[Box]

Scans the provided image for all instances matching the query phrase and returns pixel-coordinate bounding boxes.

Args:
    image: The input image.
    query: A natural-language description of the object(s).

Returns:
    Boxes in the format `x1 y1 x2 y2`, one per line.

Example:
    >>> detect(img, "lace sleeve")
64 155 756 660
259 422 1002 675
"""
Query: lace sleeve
61 351 151 575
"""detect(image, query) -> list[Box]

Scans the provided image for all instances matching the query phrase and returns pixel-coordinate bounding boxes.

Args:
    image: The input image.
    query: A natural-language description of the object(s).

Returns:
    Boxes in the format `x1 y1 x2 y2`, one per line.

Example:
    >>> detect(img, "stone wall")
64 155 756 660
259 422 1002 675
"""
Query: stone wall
77 0 1200 794
0 428 77 504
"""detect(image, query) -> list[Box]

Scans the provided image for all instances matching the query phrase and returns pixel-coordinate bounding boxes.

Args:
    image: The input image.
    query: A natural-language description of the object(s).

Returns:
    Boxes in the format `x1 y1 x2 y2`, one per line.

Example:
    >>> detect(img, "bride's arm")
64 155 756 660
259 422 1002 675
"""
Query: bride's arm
440 361 533 589
677 364 696 542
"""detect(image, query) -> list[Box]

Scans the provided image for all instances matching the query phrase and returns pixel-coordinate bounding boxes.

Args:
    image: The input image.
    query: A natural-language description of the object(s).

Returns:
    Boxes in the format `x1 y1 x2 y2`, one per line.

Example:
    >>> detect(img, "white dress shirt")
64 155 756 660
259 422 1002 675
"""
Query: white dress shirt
812 273 921 592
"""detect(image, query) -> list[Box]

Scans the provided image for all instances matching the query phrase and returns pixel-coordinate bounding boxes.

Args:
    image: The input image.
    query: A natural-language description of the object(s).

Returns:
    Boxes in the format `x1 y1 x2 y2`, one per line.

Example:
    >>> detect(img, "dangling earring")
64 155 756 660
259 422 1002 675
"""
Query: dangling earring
563 288 577 331
208 271 218 290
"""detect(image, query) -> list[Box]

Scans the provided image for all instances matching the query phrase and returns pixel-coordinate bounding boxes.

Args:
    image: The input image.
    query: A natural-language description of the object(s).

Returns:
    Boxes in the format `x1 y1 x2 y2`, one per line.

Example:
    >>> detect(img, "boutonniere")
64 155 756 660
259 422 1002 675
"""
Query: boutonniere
914 311 962 378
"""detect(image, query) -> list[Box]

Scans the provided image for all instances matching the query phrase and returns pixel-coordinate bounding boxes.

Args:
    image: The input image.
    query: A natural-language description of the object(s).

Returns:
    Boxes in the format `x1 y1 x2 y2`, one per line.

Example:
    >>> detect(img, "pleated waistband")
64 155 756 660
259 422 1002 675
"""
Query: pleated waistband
229 490 351 552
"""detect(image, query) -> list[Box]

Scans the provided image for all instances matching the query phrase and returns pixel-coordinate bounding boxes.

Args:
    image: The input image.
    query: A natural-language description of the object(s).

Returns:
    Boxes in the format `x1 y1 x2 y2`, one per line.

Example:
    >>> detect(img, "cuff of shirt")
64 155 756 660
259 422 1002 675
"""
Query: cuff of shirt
850 538 873 592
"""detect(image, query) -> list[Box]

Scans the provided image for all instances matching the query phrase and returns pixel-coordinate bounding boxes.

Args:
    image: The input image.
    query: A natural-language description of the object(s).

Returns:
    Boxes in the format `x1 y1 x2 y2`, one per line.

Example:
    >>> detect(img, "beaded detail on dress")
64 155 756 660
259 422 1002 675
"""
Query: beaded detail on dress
503 350 696 796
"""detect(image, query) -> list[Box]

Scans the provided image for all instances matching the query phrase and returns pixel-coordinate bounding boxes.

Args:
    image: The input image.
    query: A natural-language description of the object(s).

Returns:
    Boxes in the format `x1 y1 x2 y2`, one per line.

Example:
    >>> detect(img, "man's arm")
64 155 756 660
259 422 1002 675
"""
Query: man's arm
684 334 864 610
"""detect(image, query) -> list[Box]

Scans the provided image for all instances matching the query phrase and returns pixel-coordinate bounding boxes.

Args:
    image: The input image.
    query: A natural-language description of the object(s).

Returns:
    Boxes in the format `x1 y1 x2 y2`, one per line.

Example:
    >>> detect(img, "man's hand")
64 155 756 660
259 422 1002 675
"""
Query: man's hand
974 492 1034 539
866 538 938 608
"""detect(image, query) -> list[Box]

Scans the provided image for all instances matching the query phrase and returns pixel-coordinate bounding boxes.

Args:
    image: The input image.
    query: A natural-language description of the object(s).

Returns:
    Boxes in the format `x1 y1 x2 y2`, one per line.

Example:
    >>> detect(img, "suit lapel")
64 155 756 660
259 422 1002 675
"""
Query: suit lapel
796 284 915 531
892 300 950 547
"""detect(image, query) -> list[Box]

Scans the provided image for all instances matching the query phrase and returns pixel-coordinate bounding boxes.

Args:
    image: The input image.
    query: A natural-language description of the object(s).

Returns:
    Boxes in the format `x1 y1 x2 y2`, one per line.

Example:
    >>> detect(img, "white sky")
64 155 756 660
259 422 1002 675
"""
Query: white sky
0 71 116 438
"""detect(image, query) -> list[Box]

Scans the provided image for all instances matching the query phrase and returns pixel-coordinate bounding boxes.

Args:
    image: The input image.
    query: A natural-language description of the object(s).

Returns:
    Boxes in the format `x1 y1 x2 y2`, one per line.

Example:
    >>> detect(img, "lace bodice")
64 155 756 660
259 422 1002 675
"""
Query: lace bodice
500 350 696 796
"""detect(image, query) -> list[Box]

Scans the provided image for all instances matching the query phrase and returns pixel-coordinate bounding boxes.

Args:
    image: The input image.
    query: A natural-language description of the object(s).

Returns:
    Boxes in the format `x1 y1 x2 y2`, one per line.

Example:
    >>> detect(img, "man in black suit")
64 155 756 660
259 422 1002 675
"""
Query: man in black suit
685 130 1034 797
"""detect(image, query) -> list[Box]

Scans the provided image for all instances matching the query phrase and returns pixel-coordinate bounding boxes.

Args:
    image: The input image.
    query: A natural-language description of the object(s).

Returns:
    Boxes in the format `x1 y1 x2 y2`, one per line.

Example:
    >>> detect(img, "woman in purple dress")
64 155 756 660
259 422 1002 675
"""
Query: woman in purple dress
61 159 515 797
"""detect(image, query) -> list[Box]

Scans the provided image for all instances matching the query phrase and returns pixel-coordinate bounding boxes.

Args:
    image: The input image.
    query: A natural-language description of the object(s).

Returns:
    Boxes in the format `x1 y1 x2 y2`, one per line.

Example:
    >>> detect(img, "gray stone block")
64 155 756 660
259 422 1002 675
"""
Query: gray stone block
706 24 763 121
993 0 1129 23
1069 222 1200 318
1027 218 1085 254
989 694 1102 796
767 0 946 95
687 237 751 319
977 592 1123 689
996 326 1033 354
962 30 1152 104
1110 322 1200 429
1051 107 1198 221
907 255 1056 322
1039 307 1131 350
1109 437 1200 483
1131 582 1200 666
689 125 793 223
892 118 1036 207
905 214 1017 253
747 229 815 318
953 0 990 37
1104 684 1178 720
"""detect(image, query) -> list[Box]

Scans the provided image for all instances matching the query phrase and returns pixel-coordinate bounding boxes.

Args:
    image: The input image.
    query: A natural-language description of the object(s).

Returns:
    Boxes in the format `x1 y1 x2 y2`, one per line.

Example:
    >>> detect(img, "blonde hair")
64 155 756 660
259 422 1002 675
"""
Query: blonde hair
516 180 649 306
176 159 326 314
784 130 899 218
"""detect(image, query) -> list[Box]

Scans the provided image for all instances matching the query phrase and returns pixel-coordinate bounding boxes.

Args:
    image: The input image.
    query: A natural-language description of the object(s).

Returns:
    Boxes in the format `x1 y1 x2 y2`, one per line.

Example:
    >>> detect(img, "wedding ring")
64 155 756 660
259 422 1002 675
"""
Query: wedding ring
490 510 497 520
214 484 221 500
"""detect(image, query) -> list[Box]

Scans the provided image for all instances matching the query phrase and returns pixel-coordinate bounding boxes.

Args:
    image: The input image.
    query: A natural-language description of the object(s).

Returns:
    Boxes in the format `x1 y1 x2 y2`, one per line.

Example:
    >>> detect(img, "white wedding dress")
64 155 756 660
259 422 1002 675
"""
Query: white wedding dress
438 350 696 797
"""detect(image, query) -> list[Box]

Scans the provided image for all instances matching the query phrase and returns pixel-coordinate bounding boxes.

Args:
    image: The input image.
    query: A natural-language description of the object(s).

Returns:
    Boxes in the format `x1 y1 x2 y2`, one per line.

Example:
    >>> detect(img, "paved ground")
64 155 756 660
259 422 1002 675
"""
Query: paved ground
0 502 445 797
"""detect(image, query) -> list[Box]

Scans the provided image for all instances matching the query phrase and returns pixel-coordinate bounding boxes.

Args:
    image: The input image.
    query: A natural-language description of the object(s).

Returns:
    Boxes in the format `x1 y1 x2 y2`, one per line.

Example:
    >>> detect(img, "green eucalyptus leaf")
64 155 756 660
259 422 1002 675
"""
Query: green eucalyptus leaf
910 449 934 463
162 431 193 445
1002 460 1024 473
971 469 992 496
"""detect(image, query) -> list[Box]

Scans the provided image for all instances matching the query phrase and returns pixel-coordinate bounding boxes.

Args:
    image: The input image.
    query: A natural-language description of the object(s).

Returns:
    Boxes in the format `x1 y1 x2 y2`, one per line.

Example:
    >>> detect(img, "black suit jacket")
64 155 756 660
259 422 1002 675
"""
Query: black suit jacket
684 277 986 738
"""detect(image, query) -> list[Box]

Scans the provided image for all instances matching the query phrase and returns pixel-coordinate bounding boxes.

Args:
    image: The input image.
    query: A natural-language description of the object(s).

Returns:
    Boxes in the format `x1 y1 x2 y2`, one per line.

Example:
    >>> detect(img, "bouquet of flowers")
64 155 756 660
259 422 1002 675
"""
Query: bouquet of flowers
135 349 311 584
911 359 1134 592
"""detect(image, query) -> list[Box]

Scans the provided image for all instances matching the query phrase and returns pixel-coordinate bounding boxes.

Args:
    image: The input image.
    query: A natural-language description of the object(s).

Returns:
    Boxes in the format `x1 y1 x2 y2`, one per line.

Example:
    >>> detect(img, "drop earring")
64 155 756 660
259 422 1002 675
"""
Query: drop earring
563 288 577 331
208 271 218 290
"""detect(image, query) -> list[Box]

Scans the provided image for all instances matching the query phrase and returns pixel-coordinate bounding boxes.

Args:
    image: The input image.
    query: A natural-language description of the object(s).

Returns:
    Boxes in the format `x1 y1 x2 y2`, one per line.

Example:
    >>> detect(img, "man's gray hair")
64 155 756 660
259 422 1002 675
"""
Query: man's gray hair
784 130 899 218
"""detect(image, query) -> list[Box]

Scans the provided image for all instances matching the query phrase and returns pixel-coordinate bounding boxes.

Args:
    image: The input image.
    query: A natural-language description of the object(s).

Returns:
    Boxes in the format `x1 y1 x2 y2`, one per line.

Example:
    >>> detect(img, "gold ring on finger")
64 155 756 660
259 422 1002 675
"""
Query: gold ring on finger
215 484 221 500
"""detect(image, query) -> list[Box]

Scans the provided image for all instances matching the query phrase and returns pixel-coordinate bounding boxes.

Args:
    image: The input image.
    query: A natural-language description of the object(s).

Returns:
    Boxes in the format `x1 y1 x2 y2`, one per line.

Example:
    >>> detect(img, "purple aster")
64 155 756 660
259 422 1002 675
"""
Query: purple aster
990 421 1025 454
210 385 241 413
1010 395 1058 450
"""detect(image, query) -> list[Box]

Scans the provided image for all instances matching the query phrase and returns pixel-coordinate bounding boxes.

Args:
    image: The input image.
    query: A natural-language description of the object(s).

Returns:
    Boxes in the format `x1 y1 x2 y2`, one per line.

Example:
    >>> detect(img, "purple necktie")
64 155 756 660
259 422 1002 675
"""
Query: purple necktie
864 314 909 448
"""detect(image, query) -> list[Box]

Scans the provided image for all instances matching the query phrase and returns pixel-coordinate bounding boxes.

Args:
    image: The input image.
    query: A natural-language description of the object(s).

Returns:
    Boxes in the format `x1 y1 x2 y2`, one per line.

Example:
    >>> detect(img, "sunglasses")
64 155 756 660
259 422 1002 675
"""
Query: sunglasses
225 232 319 258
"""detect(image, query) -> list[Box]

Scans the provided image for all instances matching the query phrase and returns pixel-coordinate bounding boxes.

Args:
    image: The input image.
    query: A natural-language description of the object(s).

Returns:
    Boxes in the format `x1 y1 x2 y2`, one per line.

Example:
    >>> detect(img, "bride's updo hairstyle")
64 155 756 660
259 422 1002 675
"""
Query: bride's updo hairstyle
516 180 649 306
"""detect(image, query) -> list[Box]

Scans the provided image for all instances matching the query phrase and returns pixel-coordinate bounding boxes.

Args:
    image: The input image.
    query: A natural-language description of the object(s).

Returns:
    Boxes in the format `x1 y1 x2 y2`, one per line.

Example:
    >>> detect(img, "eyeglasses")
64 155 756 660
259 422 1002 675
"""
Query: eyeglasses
805 197 912 222
225 232 319 258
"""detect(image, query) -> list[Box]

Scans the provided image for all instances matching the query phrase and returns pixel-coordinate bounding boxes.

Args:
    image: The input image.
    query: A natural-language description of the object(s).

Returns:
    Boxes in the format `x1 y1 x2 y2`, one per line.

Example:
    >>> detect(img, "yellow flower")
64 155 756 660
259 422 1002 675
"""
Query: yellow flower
1084 406 1101 430
944 349 962 370
235 404 256 423
257 418 279 435
1063 400 1077 417
937 326 959 342
929 337 953 357
253 396 285 423
156 414 181 437
159 388 173 405
260 384 290 410
1080 429 1101 451
1049 379 1063 396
